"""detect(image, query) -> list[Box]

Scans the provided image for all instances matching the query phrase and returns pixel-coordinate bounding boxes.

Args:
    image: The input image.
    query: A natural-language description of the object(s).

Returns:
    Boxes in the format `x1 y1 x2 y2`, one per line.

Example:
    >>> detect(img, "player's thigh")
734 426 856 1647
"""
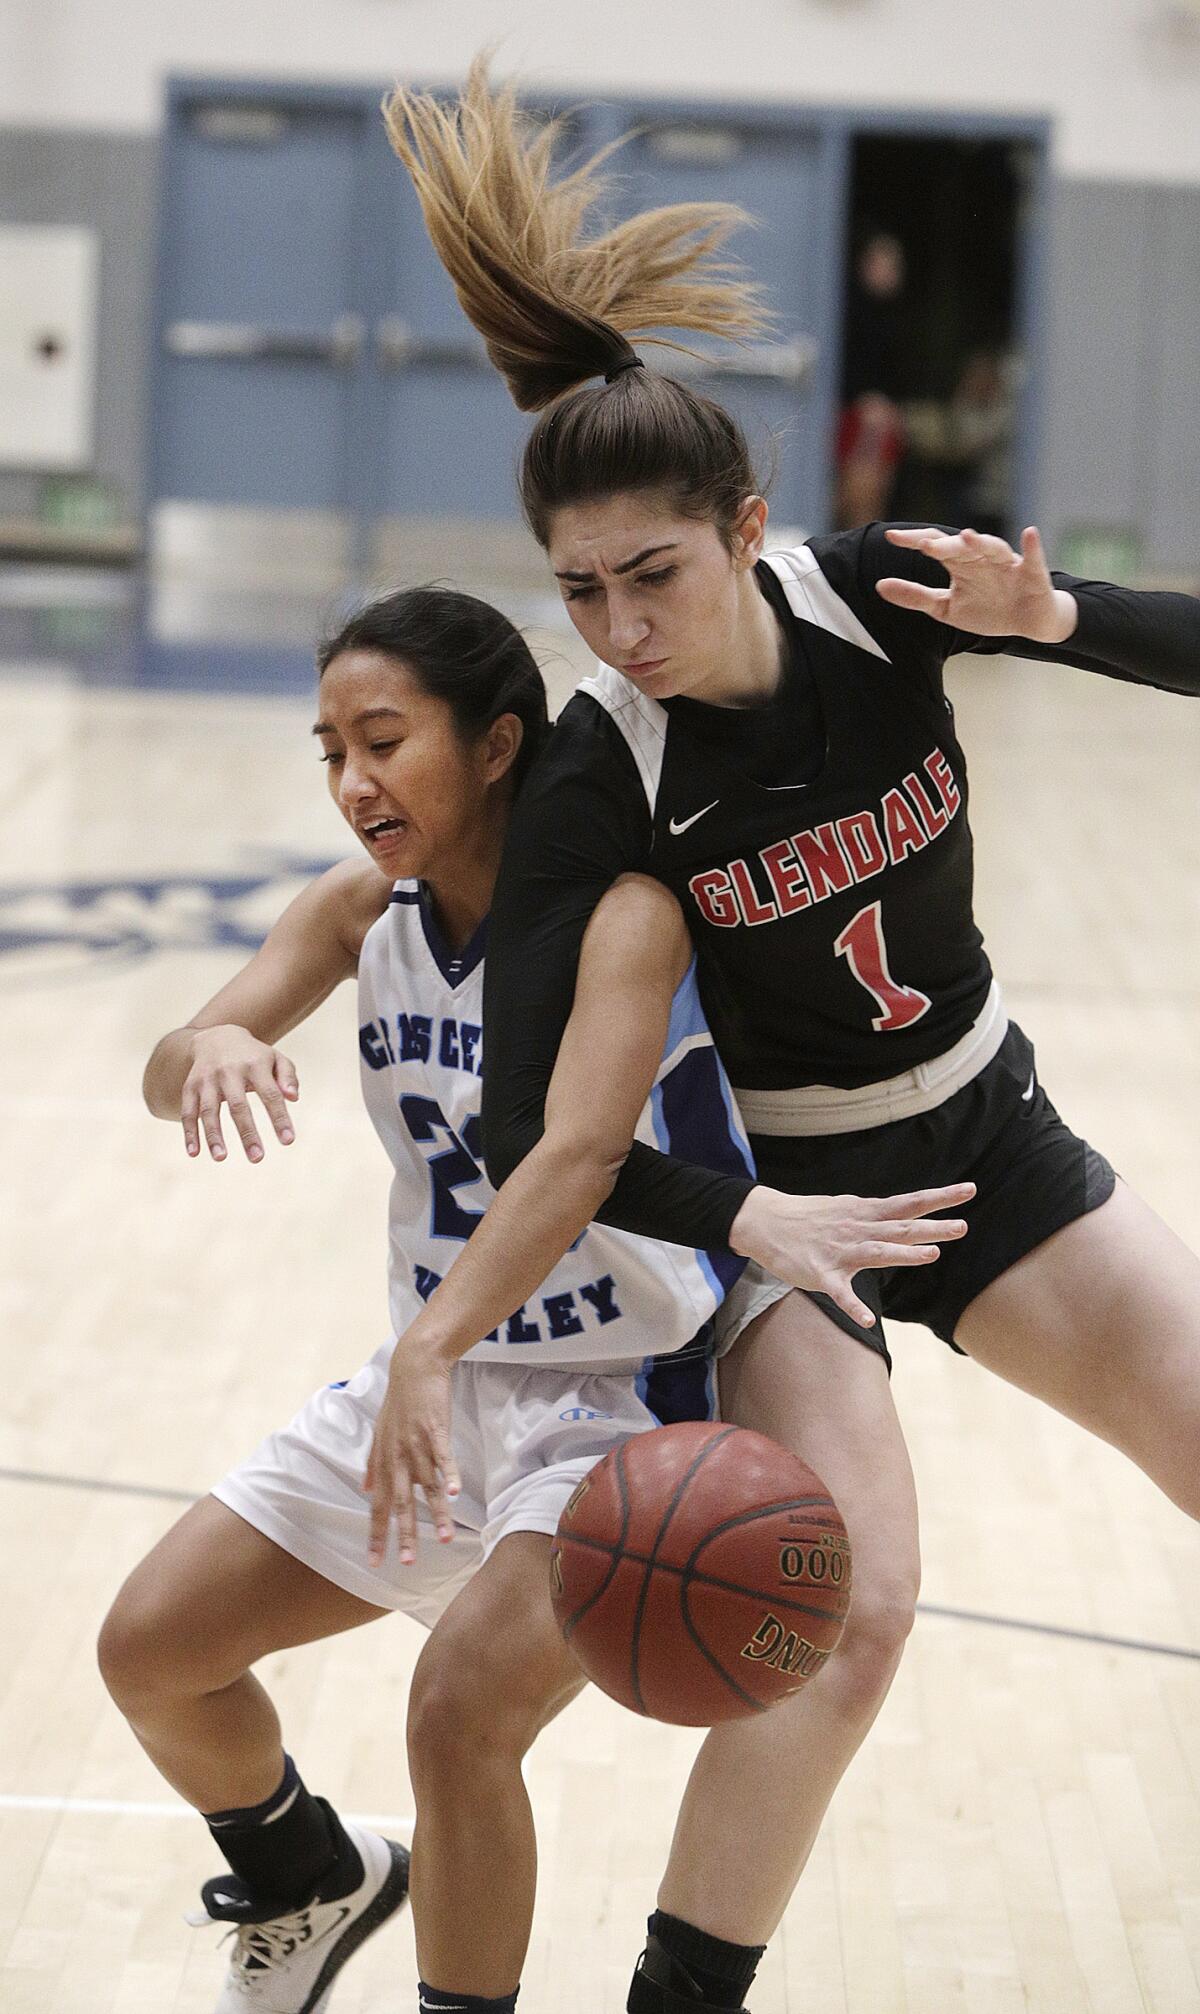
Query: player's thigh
408 1530 584 1762
719 1290 921 1618
956 1178 1200 1510
100 1495 388 1698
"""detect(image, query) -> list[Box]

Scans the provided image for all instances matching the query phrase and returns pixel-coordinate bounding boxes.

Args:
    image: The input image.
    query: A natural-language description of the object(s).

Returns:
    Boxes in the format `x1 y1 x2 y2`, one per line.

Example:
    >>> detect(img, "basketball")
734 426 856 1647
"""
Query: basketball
549 1422 852 1725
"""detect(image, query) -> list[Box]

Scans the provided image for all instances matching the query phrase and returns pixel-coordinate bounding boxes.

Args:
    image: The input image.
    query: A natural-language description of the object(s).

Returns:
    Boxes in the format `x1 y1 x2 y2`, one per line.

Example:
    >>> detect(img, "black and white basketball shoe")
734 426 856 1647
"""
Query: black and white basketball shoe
189 1820 409 2013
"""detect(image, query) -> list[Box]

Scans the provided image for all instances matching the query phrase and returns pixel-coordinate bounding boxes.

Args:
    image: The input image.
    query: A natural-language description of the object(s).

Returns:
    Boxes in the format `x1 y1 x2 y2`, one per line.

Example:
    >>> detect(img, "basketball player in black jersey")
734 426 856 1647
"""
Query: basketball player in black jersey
374 61 1200 2014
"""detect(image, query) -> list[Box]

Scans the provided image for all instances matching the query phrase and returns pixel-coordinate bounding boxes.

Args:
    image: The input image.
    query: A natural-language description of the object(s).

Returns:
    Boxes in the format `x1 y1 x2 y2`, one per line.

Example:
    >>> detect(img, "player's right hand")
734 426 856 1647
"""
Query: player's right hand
367 1336 461 1567
179 1023 300 1162
729 1182 976 1327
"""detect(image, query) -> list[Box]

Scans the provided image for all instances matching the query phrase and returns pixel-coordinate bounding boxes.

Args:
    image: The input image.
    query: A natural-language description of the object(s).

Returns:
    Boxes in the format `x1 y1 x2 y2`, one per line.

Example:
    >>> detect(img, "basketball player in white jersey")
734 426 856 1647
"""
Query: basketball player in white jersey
98 583 969 2014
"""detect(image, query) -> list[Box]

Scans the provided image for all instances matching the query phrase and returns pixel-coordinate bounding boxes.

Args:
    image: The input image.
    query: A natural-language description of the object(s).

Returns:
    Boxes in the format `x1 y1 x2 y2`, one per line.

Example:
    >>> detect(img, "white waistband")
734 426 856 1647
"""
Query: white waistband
733 980 1007 1138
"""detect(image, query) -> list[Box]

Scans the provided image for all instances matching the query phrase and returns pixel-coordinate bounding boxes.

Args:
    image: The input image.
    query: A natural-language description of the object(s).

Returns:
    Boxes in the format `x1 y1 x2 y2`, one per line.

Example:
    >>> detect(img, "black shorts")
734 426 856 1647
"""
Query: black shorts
748 1021 1117 1368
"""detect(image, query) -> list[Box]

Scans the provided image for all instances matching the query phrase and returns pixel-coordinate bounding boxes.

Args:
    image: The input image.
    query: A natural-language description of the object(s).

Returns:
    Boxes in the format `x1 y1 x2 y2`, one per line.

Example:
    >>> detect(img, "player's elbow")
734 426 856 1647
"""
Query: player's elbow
482 1055 580 1189
541 1116 633 1203
481 1110 543 1190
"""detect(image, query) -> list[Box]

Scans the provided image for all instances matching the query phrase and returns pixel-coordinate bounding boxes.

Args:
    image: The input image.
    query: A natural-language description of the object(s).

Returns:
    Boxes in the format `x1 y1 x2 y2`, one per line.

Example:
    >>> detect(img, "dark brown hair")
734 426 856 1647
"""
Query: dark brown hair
383 60 773 547
319 585 549 792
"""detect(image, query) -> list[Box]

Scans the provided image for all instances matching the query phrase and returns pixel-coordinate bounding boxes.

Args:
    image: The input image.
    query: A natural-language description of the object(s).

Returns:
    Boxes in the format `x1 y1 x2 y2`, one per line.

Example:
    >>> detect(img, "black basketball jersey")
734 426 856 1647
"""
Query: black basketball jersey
483 522 1200 1249
585 542 984 1091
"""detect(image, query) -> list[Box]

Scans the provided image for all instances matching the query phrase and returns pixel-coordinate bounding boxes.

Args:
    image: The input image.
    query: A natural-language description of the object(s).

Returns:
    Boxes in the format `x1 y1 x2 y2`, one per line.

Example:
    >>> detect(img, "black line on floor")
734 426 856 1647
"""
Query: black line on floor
3 1464 1198 1665
0 1465 196 1505
916 1600 1200 1664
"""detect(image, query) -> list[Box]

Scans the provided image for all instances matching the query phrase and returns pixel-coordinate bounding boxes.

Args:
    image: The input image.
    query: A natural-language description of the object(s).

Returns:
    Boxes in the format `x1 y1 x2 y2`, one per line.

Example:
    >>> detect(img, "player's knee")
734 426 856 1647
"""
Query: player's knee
406 1658 512 1783
97 1585 167 1709
407 1628 569 1783
97 1574 237 1711
826 1564 919 1721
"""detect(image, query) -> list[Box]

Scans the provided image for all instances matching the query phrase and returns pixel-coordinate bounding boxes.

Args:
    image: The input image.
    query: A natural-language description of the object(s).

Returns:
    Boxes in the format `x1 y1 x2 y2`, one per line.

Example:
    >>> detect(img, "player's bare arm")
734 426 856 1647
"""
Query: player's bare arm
367 872 691 1564
142 856 391 1161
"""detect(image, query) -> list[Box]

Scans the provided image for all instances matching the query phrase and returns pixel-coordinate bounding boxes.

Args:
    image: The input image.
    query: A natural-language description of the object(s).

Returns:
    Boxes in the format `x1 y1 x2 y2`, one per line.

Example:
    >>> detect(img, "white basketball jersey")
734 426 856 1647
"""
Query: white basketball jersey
358 881 754 1368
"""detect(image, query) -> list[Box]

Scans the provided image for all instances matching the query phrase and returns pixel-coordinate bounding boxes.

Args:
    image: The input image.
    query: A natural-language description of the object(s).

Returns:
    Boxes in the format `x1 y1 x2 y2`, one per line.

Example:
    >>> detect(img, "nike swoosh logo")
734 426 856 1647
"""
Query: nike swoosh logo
211 1892 239 1907
669 800 719 836
1022 1073 1036 1101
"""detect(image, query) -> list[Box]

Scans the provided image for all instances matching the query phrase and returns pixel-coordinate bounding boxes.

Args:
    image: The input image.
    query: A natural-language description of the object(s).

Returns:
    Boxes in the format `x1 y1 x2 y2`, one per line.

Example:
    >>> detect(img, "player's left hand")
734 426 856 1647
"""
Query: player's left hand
366 1340 461 1568
877 526 1078 645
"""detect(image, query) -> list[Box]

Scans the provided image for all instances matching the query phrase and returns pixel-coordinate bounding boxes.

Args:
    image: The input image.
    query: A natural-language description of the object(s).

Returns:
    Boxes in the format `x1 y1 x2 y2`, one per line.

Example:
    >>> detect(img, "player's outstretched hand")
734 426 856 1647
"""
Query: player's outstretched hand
180 1024 299 1163
729 1181 976 1327
367 1339 461 1568
876 526 1077 646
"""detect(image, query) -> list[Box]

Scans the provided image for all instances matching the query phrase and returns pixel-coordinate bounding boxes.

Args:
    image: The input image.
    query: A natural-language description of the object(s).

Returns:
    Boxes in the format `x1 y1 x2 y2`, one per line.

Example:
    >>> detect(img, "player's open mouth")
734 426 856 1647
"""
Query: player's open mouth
362 816 408 848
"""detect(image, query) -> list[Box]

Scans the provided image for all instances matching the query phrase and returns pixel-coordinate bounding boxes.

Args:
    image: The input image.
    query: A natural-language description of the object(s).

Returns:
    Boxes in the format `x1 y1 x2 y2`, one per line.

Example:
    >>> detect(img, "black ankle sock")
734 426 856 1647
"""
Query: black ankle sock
204 1756 360 1912
646 1912 765 2009
418 1988 518 2013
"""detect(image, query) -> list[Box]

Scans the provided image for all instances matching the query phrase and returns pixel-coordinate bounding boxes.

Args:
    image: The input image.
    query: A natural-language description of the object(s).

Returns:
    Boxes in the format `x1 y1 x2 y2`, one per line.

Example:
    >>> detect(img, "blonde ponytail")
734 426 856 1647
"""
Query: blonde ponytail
383 59 771 412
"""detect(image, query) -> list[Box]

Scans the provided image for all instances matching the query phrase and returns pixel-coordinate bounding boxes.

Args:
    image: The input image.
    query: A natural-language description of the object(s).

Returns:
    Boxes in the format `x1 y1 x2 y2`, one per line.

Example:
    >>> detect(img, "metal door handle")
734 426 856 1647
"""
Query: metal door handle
375 315 490 371
164 314 364 365
375 318 815 387
669 337 818 389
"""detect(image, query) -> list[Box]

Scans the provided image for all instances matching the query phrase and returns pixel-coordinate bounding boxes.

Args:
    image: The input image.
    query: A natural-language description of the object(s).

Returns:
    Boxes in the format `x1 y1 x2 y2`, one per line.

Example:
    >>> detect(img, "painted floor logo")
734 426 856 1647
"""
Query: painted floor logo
0 854 338 984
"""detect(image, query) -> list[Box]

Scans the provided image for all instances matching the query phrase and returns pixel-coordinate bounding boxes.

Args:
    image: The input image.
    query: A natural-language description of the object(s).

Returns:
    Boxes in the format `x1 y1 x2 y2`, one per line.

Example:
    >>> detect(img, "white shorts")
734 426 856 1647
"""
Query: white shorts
711 1262 792 1357
213 1340 717 1629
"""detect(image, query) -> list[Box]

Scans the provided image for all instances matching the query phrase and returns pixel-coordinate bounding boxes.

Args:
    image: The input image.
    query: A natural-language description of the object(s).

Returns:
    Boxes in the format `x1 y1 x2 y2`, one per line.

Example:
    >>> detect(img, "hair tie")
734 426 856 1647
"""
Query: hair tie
604 353 645 384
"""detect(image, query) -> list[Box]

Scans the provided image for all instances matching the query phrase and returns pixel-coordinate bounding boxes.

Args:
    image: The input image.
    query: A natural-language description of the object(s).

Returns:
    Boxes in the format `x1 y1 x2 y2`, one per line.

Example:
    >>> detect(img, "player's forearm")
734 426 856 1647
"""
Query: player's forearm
399 1132 629 1367
142 1026 201 1119
592 1141 755 1248
1000 576 1200 695
1063 578 1200 695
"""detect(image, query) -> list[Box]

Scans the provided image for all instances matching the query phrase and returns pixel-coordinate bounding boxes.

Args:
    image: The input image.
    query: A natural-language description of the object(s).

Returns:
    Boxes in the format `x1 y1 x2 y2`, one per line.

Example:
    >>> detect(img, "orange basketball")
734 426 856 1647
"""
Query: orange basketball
550 1421 852 1725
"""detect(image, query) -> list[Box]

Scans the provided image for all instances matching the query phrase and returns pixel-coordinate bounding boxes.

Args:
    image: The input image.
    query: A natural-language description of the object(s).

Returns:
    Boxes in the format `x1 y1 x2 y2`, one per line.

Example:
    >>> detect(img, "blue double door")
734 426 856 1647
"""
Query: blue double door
153 82 844 575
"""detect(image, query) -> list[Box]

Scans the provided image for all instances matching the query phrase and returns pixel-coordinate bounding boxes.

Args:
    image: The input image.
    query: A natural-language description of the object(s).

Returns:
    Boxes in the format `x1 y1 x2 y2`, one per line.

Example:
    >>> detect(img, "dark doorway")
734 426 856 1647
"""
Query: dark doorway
835 132 1035 537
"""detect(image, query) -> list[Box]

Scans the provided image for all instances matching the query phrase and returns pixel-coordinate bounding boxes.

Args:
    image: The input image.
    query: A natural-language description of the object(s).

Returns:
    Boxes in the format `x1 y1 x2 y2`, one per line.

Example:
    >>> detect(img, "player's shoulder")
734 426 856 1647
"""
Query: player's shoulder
760 531 891 664
568 663 672 816
767 522 961 671
802 521 963 599
310 855 395 961
520 679 657 820
558 670 665 756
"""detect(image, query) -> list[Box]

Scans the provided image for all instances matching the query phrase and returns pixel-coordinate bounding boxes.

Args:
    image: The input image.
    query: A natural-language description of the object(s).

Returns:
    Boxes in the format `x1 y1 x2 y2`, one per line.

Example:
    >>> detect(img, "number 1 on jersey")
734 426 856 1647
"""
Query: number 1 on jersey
834 900 932 1032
